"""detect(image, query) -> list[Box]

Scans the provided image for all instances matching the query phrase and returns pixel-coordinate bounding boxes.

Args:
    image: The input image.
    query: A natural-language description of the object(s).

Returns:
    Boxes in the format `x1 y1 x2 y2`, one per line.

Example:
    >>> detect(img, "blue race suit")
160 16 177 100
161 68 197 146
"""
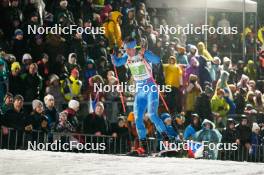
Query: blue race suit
112 50 168 140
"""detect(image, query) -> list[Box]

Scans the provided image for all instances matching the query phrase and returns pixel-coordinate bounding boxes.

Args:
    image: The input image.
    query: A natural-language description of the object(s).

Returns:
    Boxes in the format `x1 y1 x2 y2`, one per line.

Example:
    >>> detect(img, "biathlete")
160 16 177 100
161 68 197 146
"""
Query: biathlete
112 39 169 156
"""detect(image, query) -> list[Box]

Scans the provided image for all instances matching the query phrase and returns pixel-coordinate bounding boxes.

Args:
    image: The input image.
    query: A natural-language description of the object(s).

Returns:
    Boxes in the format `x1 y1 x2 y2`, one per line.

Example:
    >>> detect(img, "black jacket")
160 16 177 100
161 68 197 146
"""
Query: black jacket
236 124 252 144
0 108 26 130
221 128 239 143
83 113 107 135
24 112 48 131
23 73 42 101
8 73 24 96
12 39 28 62
195 92 213 121
44 107 59 129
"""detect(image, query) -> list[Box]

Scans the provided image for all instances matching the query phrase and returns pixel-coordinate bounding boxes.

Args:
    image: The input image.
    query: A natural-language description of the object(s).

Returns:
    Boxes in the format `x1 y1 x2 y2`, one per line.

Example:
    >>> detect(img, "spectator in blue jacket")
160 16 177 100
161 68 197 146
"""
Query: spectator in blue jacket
184 113 201 140
160 113 178 139
250 123 261 158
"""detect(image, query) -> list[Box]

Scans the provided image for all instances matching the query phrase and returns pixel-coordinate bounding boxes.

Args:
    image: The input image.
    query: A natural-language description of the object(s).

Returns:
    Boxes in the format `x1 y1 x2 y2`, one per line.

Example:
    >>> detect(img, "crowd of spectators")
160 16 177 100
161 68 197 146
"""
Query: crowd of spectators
0 0 264 159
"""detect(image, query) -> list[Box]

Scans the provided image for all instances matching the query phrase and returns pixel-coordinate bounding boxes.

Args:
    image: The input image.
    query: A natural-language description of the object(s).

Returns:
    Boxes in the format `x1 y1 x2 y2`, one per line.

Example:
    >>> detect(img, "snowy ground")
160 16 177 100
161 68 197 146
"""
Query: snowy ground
0 150 263 175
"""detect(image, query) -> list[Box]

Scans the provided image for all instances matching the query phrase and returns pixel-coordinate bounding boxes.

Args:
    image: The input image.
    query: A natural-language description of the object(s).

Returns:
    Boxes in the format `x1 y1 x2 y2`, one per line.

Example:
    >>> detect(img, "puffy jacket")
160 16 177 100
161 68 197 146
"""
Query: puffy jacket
104 11 122 48
163 63 182 88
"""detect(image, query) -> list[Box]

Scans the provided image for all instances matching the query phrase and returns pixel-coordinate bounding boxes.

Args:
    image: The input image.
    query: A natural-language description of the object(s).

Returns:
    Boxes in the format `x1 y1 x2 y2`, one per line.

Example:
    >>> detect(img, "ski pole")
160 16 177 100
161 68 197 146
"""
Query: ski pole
111 52 126 114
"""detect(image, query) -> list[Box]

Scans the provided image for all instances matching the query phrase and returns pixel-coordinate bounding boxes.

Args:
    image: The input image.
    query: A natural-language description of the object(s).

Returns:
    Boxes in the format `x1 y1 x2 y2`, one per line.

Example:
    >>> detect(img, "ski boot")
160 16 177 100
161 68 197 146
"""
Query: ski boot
127 139 148 157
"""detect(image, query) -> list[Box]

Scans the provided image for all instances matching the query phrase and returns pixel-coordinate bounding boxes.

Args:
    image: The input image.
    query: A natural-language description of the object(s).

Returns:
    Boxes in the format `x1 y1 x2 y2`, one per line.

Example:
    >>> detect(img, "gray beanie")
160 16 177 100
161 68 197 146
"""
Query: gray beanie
32 99 44 110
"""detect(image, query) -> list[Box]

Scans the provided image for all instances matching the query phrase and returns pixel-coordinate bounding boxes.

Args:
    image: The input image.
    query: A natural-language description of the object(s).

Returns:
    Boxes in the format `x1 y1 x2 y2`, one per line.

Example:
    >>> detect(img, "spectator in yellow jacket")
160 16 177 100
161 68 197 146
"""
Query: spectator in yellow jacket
163 56 182 88
211 88 230 128
104 11 123 49
163 56 183 113
197 42 213 61
61 68 82 101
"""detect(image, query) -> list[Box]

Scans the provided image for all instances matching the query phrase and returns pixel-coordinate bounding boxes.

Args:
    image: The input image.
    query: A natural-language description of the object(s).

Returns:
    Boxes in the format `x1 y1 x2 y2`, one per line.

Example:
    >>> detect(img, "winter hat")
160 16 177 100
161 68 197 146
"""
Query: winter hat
60 0 68 7
68 53 77 64
241 114 248 121
49 74 60 84
252 122 260 133
190 45 197 52
238 60 244 65
86 58 95 65
245 103 254 110
68 100 80 110
160 113 171 122
227 118 236 125
241 74 249 82
127 7 135 13
44 94 54 106
212 57 221 65
11 62 21 71
191 113 199 119
32 99 44 110
6 54 16 62
59 111 68 121
223 57 231 63
118 116 125 122
22 53 32 63
96 101 104 110
14 29 23 36
71 68 79 77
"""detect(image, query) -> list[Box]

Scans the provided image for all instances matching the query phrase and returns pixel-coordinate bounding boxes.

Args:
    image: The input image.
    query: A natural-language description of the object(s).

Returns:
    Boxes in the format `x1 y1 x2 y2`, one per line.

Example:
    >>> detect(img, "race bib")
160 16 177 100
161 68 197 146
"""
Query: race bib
127 55 151 81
